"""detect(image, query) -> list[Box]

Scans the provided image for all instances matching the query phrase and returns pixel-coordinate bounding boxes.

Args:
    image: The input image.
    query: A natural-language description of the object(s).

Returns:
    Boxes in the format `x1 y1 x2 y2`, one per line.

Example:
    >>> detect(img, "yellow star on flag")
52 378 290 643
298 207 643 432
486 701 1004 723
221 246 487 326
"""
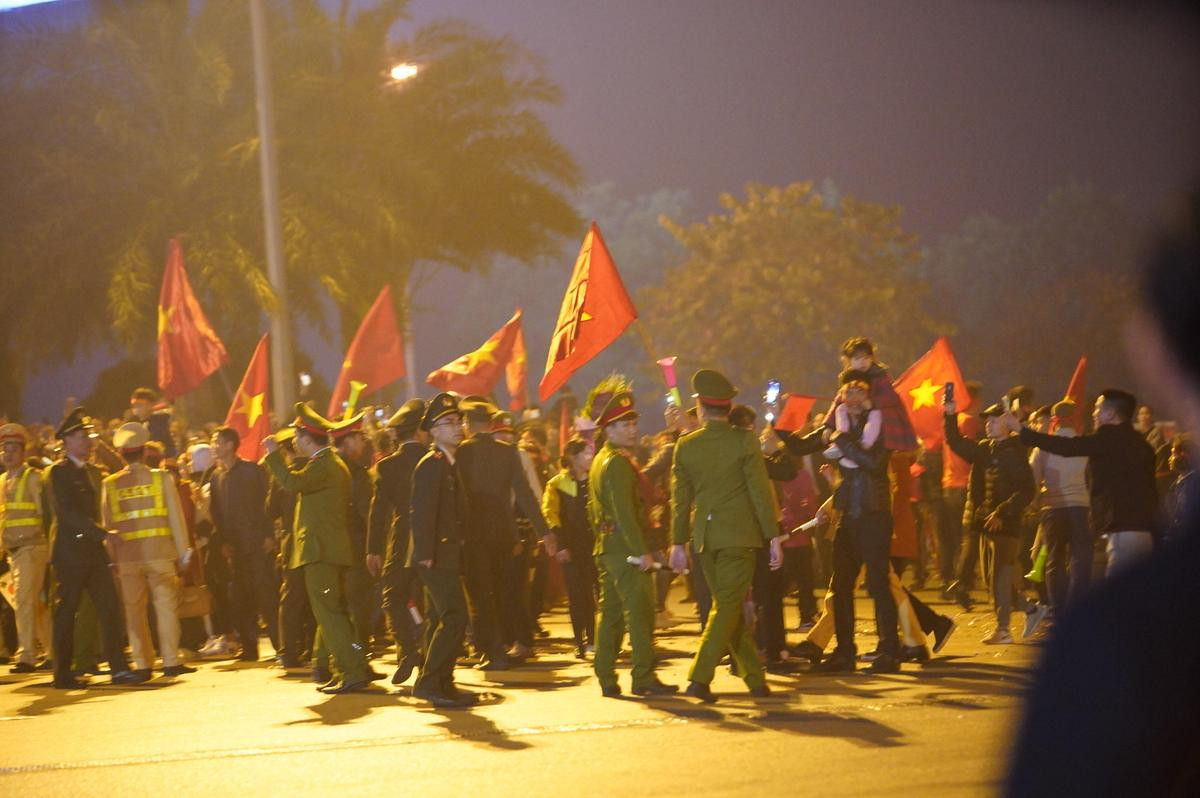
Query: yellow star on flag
234 390 265 428
465 337 501 371
157 305 177 338
909 378 941 410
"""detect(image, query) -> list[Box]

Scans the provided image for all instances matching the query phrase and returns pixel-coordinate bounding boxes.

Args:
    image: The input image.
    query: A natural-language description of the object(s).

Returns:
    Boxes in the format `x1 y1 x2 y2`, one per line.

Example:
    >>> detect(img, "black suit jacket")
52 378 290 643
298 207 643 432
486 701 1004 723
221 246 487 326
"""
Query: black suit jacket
408 446 466 570
456 433 549 546
367 441 425 563
47 458 109 567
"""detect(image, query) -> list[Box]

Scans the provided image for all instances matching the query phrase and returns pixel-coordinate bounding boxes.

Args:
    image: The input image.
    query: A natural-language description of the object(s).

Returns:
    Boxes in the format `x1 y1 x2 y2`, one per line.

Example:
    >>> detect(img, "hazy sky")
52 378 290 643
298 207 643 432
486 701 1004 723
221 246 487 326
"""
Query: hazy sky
16 0 1200 420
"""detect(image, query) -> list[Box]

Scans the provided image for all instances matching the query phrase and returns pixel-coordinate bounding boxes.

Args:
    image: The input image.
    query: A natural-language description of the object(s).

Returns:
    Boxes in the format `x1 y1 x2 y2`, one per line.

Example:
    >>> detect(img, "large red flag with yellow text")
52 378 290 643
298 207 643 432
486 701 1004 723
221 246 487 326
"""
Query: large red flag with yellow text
892 337 966 449
328 286 406 417
158 238 228 399
223 335 270 461
427 309 525 401
539 223 637 402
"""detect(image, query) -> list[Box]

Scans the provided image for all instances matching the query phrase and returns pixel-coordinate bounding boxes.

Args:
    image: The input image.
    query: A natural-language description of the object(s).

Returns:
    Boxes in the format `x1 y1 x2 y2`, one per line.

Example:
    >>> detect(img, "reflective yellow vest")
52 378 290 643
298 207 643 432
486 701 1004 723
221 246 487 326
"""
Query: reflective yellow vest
106 469 172 542
0 467 43 548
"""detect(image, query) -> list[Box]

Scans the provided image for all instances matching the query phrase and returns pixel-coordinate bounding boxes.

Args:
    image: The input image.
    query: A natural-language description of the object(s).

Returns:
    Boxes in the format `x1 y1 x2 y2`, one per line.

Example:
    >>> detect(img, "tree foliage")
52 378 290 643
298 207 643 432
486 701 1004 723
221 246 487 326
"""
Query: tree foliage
0 0 579 415
640 181 943 398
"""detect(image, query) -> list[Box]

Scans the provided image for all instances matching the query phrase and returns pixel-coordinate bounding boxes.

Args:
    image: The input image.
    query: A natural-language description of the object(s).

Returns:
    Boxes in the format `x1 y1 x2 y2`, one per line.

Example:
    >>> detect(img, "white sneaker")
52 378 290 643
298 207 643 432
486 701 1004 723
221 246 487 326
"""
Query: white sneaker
1023 604 1050 640
982 628 1014 645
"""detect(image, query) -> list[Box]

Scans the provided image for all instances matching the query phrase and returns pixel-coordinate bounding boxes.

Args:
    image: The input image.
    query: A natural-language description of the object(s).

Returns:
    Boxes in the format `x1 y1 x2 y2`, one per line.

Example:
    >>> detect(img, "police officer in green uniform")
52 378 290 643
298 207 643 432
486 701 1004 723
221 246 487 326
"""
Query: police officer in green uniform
330 412 374 657
668 370 782 703
409 393 476 708
589 388 677 698
261 403 371 694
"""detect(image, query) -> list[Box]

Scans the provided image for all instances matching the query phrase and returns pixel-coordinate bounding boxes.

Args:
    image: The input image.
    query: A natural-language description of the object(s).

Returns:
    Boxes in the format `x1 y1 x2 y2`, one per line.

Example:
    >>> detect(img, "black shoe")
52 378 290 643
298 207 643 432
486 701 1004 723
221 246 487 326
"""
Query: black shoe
931 615 956 654
947 581 974 610
765 659 798 674
162 664 197 677
112 669 151 685
749 683 772 698
899 645 930 663
391 655 421 685
319 678 370 694
238 654 259 663
413 686 466 707
867 653 901 674
812 654 856 674
52 676 87 689
10 661 37 674
475 655 512 671
632 679 678 696
35 659 54 671
445 684 480 706
312 667 332 685
600 683 622 698
684 681 718 703
789 640 825 665
534 625 550 638
366 668 387 681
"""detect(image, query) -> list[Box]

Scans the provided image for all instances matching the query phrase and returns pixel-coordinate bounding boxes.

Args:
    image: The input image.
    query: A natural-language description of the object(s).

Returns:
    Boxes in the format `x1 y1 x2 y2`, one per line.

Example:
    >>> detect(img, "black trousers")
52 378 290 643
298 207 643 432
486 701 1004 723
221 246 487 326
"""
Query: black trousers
503 547 534 648
941 487 967 585
230 549 279 659
380 557 422 662
753 547 786 658
277 564 315 663
462 541 507 658
414 566 467 694
831 511 899 659
561 553 596 647
781 545 818 624
52 560 128 680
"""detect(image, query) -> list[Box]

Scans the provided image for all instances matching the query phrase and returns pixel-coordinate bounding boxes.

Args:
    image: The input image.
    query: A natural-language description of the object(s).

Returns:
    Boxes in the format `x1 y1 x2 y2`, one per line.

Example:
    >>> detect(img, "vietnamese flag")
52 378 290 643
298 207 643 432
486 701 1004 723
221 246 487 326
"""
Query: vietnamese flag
223 335 270 461
539 223 637 403
328 285 406 418
892 337 965 449
157 238 228 399
505 311 529 411
427 309 525 400
775 394 817 433
1055 356 1088 432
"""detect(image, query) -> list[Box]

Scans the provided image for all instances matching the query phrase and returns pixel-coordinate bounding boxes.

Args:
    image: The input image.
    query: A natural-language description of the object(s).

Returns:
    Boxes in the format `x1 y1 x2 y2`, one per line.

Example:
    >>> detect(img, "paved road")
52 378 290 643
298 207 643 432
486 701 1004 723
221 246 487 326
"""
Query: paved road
0 588 1037 797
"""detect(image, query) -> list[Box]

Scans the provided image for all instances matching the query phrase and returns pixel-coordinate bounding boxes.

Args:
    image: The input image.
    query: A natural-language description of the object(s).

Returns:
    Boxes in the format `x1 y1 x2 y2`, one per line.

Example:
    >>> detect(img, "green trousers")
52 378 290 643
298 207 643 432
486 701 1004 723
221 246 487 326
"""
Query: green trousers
304 562 368 683
314 564 372 663
414 565 467 693
689 546 764 688
593 551 657 690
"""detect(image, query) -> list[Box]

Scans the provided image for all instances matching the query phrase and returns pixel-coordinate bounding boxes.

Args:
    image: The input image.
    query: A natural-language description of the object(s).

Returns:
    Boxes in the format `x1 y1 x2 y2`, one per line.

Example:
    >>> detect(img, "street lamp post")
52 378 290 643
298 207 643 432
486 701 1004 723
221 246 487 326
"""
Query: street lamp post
388 62 421 400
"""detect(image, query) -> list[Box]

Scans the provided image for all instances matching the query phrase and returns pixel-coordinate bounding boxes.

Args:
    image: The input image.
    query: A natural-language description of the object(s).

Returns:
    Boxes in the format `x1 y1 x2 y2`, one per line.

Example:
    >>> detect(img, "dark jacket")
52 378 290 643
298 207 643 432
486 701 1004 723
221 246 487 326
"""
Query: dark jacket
1020 423 1159 538
408 445 466 570
338 454 372 558
207 458 271 553
780 414 891 518
46 458 109 567
455 433 548 546
947 415 1034 537
367 440 425 564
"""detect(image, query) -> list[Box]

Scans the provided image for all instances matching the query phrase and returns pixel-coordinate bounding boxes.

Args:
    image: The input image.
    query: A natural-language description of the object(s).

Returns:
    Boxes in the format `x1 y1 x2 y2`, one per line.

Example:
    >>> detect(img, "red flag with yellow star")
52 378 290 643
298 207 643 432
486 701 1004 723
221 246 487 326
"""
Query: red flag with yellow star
223 334 270 461
892 337 965 449
327 285 407 418
157 238 228 399
427 309 525 400
539 222 637 403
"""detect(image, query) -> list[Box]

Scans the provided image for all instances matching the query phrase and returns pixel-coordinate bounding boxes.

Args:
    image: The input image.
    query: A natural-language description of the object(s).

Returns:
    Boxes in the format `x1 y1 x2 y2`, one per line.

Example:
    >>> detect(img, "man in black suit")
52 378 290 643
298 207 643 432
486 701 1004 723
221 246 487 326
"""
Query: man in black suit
409 394 473 708
47 407 142 688
456 399 553 667
366 399 427 686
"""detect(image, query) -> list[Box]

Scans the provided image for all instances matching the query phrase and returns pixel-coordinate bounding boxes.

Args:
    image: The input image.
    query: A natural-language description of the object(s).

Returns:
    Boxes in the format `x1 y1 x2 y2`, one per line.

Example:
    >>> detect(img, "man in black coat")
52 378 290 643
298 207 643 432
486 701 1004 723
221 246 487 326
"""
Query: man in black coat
366 399 427 685
47 407 141 688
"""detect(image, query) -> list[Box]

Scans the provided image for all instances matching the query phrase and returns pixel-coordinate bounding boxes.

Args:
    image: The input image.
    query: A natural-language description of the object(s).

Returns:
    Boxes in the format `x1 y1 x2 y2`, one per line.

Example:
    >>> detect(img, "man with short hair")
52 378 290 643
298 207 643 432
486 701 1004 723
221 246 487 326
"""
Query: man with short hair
128 387 177 458
1018 389 1159 575
101 422 195 678
0 423 53 673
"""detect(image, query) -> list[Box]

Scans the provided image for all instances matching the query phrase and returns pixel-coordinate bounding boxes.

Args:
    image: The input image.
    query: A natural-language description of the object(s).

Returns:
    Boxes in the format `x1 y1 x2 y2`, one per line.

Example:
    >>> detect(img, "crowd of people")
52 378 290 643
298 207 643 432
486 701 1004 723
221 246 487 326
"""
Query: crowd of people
1 327 1194 708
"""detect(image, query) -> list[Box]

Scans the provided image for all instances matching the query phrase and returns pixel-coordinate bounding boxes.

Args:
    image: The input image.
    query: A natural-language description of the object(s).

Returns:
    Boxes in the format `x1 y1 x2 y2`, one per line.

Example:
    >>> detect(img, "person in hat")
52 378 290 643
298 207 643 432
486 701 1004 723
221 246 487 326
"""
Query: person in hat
943 396 1036 644
328 412 375 661
366 399 428 685
128 387 177 459
265 427 316 668
408 393 475 707
261 403 371 694
666 370 781 702
46 407 141 688
588 385 676 698
101 422 195 679
208 425 278 662
0 423 53 673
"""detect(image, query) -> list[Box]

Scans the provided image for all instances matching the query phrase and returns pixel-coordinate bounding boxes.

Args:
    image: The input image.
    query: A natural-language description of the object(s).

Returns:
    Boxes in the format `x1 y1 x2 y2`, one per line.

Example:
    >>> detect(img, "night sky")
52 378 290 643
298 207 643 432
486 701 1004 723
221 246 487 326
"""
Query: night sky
16 0 1200 421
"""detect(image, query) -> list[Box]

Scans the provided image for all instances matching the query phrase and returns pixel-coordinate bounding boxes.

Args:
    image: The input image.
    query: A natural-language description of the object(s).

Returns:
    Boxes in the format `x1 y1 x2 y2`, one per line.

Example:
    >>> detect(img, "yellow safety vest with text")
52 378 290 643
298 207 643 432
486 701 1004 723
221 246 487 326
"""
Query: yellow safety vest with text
107 469 172 542
0 468 43 546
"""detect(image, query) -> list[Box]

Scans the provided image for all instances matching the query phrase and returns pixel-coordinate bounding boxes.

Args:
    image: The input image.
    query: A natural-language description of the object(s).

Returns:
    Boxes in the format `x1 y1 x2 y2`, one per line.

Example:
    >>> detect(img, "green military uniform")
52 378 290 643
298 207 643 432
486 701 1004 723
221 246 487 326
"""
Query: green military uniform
261 404 369 688
588 392 660 692
670 370 779 690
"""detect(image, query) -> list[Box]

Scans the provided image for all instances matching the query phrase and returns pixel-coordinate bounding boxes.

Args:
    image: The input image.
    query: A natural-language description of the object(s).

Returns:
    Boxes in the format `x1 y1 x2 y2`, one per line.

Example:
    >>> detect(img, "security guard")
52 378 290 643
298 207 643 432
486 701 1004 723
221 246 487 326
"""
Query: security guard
668 370 781 702
261 403 371 694
0 423 53 673
366 399 427 685
46 407 140 688
101 422 195 678
408 393 475 707
329 412 374 658
588 388 676 698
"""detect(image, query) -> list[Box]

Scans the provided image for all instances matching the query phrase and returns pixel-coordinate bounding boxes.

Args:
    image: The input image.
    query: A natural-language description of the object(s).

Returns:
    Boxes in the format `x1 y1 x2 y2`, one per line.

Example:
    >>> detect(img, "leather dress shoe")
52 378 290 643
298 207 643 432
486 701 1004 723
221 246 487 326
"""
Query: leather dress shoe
748 683 772 698
312 667 332 685
899 645 930 663
413 686 466 707
600 683 622 698
684 681 718 703
52 676 88 689
789 640 825 665
11 661 37 674
867 653 901 674
392 655 421 685
474 655 512 671
444 684 479 706
112 669 151 685
318 678 369 694
35 659 54 671
632 679 679 696
162 664 197 677
812 654 856 674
